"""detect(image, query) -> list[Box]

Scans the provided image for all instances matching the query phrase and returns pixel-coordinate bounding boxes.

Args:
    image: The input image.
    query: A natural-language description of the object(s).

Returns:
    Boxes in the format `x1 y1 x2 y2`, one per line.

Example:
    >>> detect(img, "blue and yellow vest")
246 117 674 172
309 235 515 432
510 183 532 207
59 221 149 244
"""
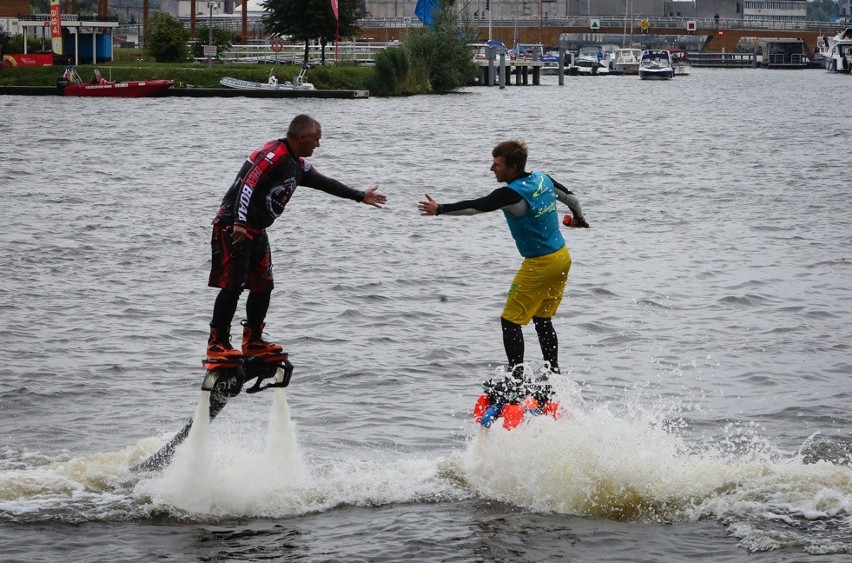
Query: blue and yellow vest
503 171 565 258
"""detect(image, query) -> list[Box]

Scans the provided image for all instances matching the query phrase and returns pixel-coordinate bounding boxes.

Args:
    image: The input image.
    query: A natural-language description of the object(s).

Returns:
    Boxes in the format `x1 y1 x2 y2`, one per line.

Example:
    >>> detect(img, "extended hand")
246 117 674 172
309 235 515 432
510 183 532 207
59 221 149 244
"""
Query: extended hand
361 184 387 208
574 216 590 228
417 194 439 216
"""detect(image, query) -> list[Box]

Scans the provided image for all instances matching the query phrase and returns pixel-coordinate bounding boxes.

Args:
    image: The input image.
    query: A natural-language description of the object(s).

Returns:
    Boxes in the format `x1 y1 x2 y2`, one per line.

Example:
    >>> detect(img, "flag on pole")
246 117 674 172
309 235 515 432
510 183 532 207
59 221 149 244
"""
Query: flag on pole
330 0 339 61
414 0 439 28
49 0 63 55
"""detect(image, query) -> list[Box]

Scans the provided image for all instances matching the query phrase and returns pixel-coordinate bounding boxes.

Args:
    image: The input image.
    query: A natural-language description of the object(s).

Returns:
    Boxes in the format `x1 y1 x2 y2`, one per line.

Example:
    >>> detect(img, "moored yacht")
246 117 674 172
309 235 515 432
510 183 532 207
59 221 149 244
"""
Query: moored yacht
575 44 619 75
614 47 643 75
638 49 675 80
826 28 852 73
669 49 692 75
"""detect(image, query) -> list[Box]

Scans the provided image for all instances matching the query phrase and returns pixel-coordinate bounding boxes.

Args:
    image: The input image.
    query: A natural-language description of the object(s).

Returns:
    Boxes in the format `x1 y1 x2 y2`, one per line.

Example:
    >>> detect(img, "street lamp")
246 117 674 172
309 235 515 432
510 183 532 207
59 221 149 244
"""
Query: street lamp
207 1 219 68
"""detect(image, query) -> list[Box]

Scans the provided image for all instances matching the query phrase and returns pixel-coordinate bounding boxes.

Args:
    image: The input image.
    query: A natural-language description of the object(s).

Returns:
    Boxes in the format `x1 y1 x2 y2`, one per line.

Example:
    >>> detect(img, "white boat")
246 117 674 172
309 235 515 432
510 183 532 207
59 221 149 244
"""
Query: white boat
220 66 315 90
614 48 643 75
639 49 675 80
510 43 562 75
470 40 510 62
540 53 561 75
574 44 619 75
669 49 692 76
823 28 852 73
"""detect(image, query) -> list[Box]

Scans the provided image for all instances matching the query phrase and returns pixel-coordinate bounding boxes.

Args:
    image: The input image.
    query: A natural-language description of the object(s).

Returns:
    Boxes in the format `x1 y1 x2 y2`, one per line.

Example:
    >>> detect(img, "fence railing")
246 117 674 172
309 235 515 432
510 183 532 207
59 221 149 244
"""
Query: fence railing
218 42 389 65
688 51 757 67
361 15 848 34
18 13 121 22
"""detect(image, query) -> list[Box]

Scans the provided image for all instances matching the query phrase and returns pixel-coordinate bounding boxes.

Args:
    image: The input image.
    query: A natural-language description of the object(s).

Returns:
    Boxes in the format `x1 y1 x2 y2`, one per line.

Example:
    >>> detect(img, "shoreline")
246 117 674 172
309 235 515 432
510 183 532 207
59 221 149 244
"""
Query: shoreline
0 85 370 98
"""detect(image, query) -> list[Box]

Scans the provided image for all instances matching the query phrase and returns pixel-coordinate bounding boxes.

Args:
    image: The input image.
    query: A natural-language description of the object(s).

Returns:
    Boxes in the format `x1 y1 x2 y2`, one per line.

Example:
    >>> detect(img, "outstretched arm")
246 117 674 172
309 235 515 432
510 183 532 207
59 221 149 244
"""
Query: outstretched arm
418 188 523 216
418 194 440 216
303 167 385 208
361 184 387 208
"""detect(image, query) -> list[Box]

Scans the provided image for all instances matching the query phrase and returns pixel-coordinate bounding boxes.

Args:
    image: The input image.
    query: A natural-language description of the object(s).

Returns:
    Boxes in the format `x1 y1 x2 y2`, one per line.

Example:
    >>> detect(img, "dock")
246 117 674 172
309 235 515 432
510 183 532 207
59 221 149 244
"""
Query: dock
0 86 370 98
475 60 545 86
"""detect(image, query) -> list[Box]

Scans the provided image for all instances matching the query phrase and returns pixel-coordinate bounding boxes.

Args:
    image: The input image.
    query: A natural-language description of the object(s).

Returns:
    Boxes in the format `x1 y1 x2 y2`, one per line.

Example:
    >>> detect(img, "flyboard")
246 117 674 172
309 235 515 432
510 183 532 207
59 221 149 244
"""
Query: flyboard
131 351 293 472
473 372 560 430
473 213 581 430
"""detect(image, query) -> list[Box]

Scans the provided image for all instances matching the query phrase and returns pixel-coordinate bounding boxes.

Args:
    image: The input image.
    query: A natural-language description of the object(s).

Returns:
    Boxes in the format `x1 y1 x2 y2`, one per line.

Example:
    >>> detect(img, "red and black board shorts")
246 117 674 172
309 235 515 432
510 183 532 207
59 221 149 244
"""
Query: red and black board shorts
208 218 274 293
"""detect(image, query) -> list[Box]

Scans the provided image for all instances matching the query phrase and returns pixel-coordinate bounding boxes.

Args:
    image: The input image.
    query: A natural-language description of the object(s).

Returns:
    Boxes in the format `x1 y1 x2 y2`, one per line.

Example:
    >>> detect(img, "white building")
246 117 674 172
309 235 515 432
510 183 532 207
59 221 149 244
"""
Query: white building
839 0 851 21
159 0 266 18
741 0 806 23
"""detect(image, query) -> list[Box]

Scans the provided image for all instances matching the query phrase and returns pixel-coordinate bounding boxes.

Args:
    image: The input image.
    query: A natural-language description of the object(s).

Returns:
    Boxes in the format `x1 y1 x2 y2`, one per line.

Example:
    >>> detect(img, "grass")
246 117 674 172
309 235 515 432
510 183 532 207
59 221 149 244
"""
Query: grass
0 49 376 90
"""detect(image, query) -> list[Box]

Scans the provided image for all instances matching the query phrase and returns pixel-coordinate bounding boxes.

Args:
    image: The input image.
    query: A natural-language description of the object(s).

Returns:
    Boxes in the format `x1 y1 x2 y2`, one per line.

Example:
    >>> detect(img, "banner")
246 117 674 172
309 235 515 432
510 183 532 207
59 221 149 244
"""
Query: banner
330 0 339 21
3 54 55 66
49 0 63 55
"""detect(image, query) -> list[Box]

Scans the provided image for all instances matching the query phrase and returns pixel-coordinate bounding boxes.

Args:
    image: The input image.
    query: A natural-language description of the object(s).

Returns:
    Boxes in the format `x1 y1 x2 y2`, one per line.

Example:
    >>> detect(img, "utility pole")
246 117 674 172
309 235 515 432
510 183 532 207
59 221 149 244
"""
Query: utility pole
207 1 217 68
488 0 493 41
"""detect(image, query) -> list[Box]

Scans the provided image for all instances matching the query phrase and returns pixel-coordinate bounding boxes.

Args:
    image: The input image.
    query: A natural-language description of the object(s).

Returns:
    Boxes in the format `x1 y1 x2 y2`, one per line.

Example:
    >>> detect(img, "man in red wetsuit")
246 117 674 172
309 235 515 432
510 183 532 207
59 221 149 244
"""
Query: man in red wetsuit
207 114 387 359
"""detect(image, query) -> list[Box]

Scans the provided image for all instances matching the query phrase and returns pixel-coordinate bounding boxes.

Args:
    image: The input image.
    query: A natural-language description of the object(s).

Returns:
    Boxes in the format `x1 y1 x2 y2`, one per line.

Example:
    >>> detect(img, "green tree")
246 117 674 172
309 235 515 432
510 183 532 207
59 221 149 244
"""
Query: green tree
807 0 839 21
261 0 359 64
0 28 9 57
403 0 477 93
192 25 235 60
144 12 189 62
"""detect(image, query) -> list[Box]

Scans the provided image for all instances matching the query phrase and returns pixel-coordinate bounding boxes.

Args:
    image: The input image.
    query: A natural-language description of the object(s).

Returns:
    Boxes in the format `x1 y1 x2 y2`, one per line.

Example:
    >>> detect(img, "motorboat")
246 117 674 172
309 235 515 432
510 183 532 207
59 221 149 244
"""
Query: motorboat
220 65 315 90
574 44 619 75
613 47 642 75
511 42 544 61
539 51 563 75
669 48 692 75
639 49 675 80
470 40 510 62
57 67 173 97
823 28 852 73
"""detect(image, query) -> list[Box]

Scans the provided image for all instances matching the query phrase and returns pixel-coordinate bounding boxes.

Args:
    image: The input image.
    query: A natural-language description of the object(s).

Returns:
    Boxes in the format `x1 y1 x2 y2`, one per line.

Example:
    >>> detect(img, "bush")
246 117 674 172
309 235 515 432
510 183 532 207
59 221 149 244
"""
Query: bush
371 47 429 96
304 64 374 90
404 5 478 94
3 33 45 55
144 12 189 62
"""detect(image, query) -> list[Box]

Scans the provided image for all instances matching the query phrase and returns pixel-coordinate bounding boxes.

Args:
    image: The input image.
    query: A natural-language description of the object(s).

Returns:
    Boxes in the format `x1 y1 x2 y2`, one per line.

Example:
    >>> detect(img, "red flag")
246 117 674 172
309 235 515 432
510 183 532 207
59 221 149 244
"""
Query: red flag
331 0 339 62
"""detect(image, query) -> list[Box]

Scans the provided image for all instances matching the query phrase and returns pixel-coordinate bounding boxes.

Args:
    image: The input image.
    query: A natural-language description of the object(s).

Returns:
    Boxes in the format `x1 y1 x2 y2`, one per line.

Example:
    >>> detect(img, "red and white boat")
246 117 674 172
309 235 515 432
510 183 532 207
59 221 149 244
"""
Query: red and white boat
58 67 173 97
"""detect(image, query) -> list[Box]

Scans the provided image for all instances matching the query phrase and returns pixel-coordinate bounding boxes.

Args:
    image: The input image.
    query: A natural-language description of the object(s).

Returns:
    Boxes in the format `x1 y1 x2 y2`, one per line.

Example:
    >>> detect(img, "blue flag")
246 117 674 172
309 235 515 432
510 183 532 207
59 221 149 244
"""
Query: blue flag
414 0 439 28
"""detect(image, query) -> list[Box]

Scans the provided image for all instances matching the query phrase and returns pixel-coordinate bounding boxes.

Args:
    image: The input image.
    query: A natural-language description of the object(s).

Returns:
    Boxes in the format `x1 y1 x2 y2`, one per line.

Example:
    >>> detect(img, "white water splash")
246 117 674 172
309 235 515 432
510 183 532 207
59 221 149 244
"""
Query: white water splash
456 374 852 552
134 391 215 514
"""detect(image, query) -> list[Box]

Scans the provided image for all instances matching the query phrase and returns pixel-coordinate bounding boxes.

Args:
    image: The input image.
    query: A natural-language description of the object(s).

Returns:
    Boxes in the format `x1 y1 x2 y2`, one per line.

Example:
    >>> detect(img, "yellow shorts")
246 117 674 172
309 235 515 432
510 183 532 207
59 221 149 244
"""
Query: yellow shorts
502 246 571 326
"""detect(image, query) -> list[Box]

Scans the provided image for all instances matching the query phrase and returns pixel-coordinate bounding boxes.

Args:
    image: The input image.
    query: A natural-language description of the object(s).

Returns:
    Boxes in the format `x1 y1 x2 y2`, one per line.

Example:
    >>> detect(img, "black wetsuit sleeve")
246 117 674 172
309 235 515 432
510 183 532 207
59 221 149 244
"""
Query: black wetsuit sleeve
549 176 572 196
549 175 585 219
301 167 365 202
438 187 522 215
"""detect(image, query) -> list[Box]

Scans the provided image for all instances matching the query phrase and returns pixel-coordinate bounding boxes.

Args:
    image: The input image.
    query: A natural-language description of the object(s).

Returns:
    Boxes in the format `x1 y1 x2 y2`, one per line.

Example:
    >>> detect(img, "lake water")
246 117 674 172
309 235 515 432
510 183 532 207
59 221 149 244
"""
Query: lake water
1 68 850 562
